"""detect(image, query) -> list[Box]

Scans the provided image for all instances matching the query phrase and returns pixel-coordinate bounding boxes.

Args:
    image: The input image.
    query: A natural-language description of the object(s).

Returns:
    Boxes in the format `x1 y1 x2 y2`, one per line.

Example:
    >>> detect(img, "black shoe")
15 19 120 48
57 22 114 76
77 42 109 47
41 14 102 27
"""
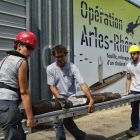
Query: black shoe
126 129 139 137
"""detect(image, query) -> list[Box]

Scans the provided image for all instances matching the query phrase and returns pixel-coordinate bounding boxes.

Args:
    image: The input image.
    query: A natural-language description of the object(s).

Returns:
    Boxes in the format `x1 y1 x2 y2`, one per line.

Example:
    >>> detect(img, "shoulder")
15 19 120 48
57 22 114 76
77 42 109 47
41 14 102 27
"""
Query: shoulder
69 62 77 68
69 63 79 71
68 63 81 75
127 61 132 67
19 59 28 70
47 62 56 71
7 55 24 62
7 55 26 68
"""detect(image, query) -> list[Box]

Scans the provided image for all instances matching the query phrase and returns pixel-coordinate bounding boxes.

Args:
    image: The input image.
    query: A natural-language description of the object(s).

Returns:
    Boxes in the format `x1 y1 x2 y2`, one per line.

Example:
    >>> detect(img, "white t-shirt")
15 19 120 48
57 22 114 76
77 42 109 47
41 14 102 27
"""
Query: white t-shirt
46 62 84 96
126 61 140 92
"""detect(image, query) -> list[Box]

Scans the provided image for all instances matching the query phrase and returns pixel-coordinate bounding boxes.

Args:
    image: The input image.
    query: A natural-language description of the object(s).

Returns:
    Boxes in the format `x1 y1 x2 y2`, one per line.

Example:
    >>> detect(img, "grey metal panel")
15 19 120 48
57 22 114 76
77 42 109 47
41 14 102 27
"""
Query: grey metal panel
0 38 13 49
0 0 26 48
0 0 27 104
61 0 74 62
0 13 26 28
0 51 8 61
40 0 52 100
2 0 26 6
29 0 42 101
29 0 74 101
0 25 25 39
0 1 26 16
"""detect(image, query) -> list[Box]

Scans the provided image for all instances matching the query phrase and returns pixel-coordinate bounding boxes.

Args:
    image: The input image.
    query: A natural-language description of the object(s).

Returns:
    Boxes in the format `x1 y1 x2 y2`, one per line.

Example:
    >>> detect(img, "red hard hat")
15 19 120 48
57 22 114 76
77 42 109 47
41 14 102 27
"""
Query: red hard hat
14 31 37 49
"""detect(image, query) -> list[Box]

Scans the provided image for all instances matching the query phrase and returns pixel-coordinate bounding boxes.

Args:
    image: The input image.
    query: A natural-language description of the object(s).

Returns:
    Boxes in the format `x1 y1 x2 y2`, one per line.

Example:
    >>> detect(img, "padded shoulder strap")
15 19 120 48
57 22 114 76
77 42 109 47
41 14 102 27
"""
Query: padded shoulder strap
7 51 29 80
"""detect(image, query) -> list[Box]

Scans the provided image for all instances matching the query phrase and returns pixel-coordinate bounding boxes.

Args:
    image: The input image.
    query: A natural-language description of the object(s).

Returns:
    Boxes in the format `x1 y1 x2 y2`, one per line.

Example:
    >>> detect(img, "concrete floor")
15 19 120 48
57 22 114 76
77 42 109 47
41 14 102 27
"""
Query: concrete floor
27 105 140 140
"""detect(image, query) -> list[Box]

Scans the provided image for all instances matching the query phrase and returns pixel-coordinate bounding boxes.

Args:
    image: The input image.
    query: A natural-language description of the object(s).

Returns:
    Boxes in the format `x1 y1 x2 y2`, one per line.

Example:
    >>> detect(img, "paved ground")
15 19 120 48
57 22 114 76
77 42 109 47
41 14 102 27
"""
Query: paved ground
27 105 140 140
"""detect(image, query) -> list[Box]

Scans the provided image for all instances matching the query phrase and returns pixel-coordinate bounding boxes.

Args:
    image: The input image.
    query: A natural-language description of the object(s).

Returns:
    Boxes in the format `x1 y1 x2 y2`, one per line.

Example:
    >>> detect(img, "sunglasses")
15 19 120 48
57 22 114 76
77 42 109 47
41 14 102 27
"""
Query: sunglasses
55 55 65 59
25 44 34 51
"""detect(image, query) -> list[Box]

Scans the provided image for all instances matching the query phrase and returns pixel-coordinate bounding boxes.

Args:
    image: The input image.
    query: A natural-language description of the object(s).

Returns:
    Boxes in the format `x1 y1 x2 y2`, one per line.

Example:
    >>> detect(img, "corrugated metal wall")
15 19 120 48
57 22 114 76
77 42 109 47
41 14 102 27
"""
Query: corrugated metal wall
0 0 28 49
30 0 74 101
0 0 73 102
0 0 28 62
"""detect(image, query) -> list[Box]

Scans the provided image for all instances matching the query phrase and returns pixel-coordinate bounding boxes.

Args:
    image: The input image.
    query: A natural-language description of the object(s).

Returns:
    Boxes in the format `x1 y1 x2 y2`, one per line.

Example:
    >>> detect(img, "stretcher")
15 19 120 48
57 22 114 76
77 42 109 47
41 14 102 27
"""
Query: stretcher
33 94 140 125
0 94 140 139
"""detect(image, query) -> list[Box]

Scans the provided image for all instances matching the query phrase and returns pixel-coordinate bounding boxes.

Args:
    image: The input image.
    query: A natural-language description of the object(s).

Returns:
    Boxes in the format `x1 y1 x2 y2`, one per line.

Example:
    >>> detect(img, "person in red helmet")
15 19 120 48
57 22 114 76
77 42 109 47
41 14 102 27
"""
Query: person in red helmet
0 31 37 140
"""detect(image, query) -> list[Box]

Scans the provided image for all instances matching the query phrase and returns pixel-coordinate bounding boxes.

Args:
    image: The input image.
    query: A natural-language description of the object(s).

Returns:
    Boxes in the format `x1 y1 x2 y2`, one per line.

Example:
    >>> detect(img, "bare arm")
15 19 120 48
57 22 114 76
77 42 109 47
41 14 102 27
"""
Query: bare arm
126 73 131 94
80 83 94 113
18 60 36 128
50 85 63 98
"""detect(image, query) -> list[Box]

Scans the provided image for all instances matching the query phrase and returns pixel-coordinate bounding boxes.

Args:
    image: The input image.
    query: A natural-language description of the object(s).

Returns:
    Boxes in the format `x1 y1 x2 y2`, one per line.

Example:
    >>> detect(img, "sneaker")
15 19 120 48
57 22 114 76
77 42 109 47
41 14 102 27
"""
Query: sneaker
126 129 139 137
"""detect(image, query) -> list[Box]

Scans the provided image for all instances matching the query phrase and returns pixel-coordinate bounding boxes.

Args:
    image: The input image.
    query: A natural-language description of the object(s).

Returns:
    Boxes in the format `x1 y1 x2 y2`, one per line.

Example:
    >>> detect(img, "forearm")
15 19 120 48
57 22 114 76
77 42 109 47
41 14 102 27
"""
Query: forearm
126 79 131 93
80 83 94 113
21 89 34 119
50 85 62 98
126 73 132 94
80 83 94 101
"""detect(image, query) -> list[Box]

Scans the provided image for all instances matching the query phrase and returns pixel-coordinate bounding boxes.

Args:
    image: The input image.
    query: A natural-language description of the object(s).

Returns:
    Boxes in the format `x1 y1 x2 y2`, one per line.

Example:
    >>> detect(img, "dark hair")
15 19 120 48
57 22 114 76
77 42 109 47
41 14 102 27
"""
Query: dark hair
14 42 21 50
52 44 68 56
14 42 34 51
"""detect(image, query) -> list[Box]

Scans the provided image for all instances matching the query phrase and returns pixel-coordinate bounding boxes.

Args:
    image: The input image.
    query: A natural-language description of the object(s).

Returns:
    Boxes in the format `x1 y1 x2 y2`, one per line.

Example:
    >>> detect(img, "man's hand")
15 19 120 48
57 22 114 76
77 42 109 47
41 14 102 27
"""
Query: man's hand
88 99 94 113
26 118 36 128
126 91 131 95
57 95 64 99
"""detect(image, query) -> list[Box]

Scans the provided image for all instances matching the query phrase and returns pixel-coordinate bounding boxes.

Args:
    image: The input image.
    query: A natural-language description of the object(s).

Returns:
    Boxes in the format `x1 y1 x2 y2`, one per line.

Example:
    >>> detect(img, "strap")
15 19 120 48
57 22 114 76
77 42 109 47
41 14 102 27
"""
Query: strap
7 50 27 59
0 82 18 92
7 51 29 80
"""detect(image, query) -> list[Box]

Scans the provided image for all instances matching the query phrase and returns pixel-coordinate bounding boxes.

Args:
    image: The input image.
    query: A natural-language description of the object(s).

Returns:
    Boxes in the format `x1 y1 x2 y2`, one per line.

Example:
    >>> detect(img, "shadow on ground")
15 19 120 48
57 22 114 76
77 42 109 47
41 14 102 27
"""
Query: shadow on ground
30 125 140 140
31 124 53 132
85 134 107 140
107 130 138 140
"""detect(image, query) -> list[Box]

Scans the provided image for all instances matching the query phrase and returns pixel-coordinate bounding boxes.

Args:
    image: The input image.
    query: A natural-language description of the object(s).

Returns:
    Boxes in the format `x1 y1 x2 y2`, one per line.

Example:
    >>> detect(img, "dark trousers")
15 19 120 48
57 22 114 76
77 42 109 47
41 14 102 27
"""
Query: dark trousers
0 100 26 140
130 91 140 130
54 117 86 140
